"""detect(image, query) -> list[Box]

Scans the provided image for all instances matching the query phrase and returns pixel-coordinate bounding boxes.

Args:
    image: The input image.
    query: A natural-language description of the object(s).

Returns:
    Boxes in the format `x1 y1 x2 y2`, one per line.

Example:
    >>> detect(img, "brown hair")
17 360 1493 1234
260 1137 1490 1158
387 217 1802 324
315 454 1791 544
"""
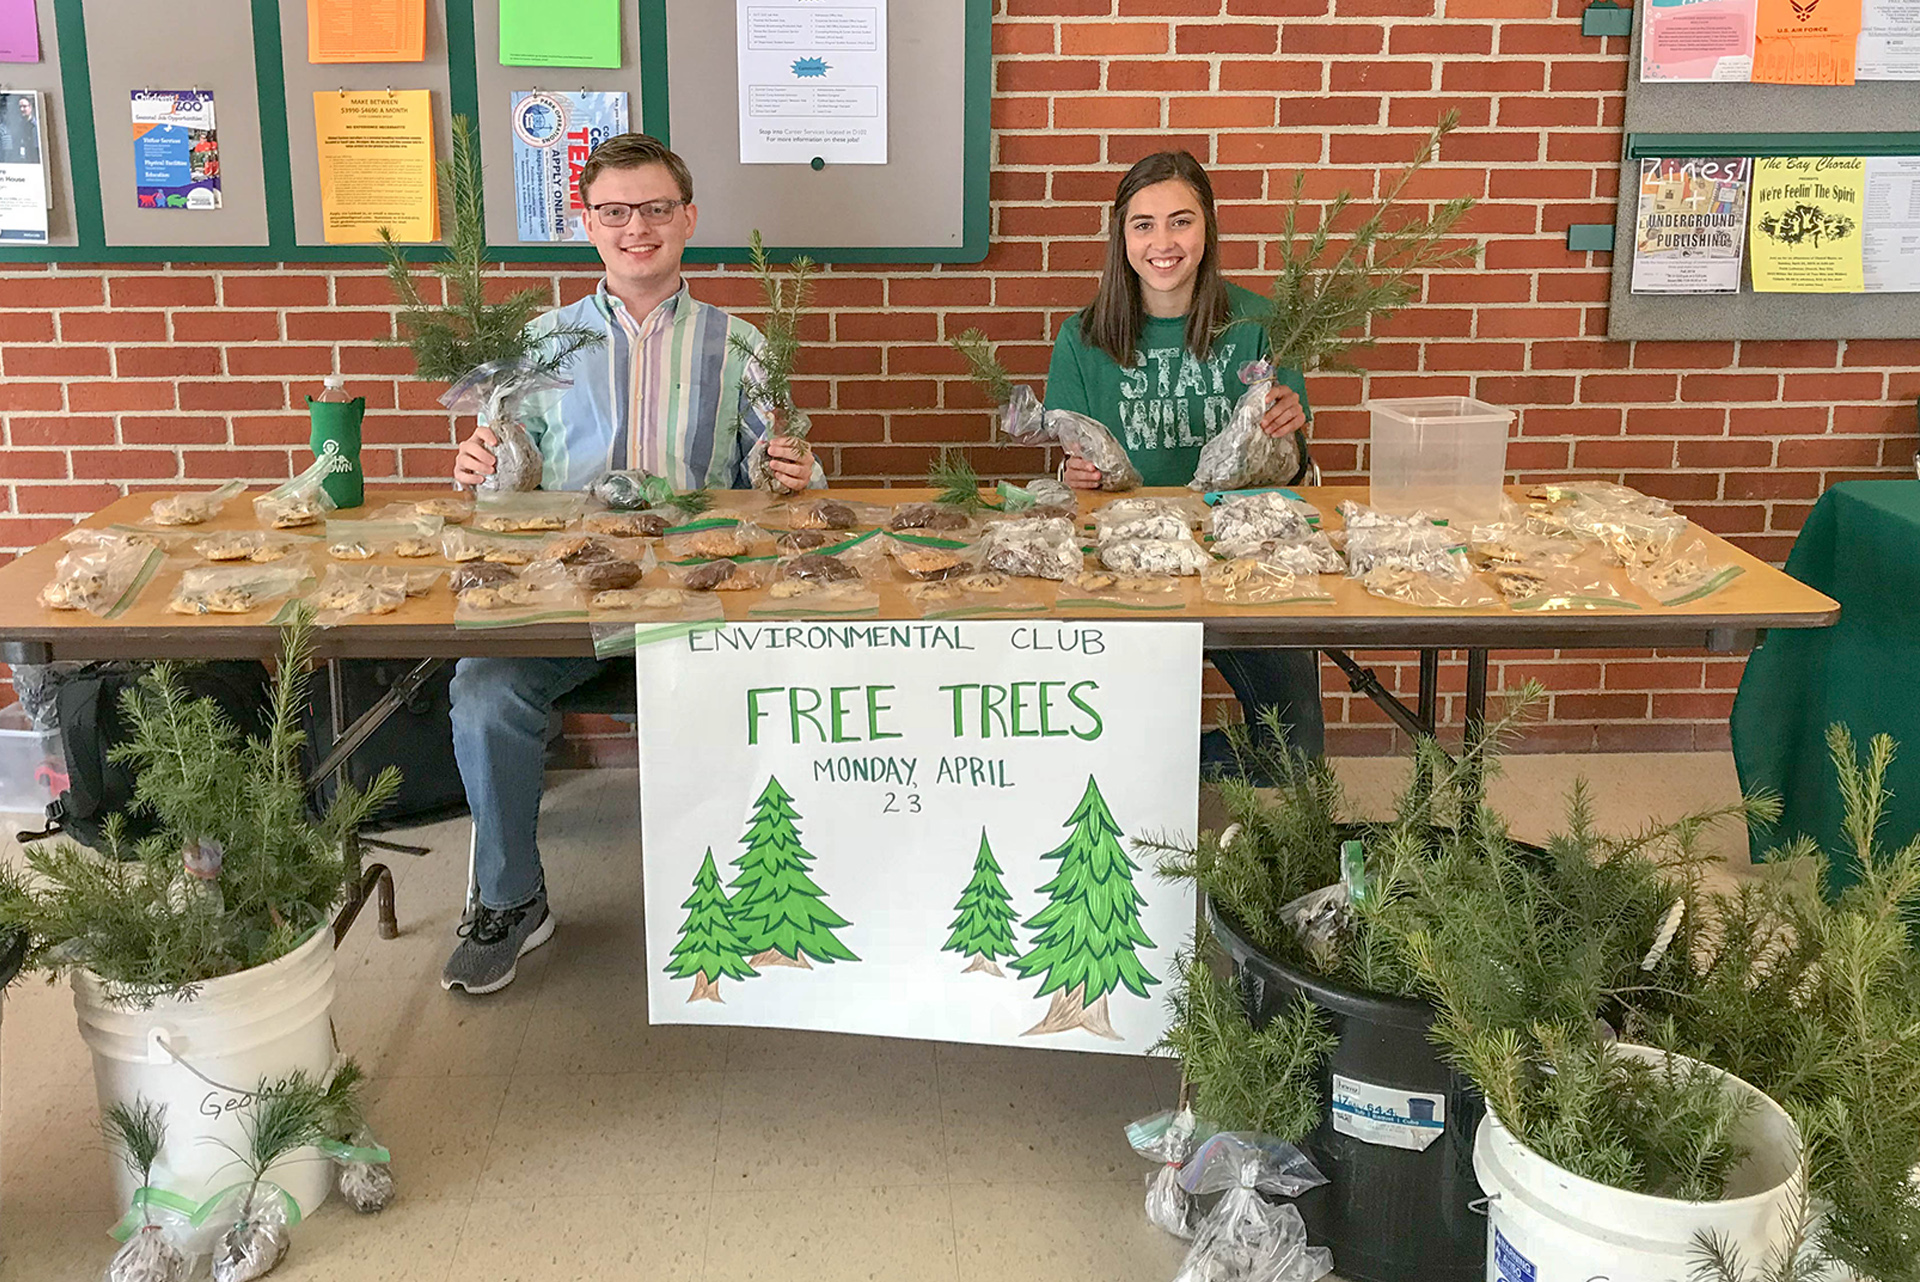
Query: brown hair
1078 151 1230 369
577 132 694 205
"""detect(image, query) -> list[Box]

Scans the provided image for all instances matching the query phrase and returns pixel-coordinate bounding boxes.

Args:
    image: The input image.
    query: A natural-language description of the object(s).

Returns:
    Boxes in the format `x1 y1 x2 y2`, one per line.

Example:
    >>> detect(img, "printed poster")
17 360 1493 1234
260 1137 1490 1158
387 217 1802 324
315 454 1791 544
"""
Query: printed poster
306 0 425 63
313 89 437 244
1632 158 1753 294
1864 156 1920 291
737 0 889 165
637 620 1202 1053
130 90 220 211
1857 0 1920 77
1753 0 1864 82
510 90 627 241
0 0 38 64
1641 0 1757 81
0 89 47 243
1750 156 1866 292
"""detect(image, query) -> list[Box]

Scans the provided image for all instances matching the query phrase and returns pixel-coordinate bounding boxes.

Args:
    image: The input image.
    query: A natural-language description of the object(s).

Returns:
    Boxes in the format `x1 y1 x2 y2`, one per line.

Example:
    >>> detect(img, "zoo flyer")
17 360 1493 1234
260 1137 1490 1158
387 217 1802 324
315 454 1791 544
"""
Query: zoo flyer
1750 156 1866 292
1632 158 1752 294
636 621 1200 1052
509 90 627 241
130 90 220 211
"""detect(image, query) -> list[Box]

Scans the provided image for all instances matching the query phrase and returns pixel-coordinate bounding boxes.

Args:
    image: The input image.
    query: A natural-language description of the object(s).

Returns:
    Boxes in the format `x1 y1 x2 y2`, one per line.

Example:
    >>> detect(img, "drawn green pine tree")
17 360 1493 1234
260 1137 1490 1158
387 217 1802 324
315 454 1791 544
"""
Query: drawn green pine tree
1011 776 1158 1040
664 849 758 1003
728 776 859 969
942 830 1020 977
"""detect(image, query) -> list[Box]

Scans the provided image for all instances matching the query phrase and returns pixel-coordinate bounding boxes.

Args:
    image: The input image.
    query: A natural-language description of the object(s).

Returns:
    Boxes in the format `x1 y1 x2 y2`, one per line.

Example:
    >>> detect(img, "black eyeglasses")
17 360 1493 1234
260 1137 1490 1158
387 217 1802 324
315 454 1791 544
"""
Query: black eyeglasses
585 199 688 228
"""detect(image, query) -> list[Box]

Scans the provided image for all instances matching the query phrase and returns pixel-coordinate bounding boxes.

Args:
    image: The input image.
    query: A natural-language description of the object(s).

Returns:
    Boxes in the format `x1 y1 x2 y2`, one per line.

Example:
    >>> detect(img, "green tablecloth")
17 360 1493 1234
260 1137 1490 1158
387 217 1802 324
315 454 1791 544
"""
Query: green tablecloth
1732 481 1920 890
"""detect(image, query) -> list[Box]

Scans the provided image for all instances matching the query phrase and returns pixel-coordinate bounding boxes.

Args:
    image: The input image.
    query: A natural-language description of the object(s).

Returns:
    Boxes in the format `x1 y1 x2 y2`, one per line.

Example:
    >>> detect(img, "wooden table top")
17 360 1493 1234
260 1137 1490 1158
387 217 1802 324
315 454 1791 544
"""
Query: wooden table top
0 486 1839 663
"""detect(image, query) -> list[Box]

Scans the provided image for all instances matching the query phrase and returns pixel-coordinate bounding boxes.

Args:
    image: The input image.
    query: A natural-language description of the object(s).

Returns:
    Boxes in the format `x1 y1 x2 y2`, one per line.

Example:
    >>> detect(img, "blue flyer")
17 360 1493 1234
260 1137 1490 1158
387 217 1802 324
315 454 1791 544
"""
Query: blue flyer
130 89 221 211
510 90 628 241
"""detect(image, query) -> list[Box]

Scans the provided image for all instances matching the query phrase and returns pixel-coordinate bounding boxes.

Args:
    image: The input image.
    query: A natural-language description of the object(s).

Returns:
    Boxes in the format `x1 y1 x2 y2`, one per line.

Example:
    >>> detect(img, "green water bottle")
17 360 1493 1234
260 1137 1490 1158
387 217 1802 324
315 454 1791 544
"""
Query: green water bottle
307 376 365 509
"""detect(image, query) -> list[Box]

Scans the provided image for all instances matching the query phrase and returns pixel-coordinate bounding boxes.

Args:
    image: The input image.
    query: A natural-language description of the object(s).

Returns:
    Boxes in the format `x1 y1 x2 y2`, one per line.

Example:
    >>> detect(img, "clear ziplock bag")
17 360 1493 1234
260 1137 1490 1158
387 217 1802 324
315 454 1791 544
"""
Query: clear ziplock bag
669 556 773 593
471 490 590 532
1129 1108 1204 1240
192 530 317 564
454 577 588 628
320 1131 395 1215
442 358 570 494
1493 562 1640 610
207 1184 293 1282
584 510 674 539
39 541 166 615
1210 490 1315 549
534 536 655 594
1359 560 1500 609
996 476 1078 518
308 564 408 625
589 587 727 656
777 526 859 554
745 408 815 494
1189 363 1306 493
886 501 979 535
764 497 889 532
905 571 1051 618
1203 555 1336 606
255 457 343 529
1174 1134 1332 1282
106 1190 199 1282
1630 538 1745 606
586 468 676 511
167 560 311 617
407 494 475 524
1211 532 1345 572
753 580 881 617
979 516 1085 580
146 481 247 528
885 532 977 581
1090 496 1203 545
662 519 771 562
1057 568 1188 611
1048 408 1142 491
441 526 547 564
323 516 444 560
1097 536 1212 577
1000 382 1046 443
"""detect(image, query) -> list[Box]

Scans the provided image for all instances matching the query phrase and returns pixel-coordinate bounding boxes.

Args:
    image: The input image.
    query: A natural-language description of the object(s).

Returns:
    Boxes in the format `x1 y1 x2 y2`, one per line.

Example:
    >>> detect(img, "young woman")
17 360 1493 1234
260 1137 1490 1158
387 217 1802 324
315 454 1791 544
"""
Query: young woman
1046 150 1324 759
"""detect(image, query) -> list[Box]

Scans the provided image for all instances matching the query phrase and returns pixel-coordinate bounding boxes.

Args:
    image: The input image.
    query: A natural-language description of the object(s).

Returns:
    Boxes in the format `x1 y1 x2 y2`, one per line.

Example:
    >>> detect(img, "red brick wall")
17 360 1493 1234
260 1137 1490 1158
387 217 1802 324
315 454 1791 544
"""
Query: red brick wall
4 0 1917 759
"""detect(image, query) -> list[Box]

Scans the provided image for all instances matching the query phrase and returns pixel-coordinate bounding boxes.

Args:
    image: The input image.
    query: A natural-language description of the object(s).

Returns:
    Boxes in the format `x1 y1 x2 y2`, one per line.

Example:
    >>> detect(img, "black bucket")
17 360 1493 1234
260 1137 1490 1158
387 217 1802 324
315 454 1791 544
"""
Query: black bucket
1209 900 1486 1282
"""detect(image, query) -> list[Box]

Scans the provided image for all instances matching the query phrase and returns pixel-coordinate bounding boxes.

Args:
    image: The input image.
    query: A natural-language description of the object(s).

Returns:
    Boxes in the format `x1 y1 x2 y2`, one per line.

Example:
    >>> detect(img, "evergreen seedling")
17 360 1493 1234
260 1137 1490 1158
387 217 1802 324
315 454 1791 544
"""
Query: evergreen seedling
727 777 857 968
1012 776 1158 1039
378 115 602 384
950 328 1015 406
943 830 1019 976
667 848 758 1000
732 231 817 435
928 449 994 513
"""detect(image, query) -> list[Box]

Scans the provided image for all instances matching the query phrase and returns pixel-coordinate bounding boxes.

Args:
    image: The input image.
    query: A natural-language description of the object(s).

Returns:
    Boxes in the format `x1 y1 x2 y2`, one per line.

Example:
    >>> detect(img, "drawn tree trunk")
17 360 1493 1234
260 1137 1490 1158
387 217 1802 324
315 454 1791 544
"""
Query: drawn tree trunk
664 849 756 1003
942 830 1020 977
728 776 859 969
1010 776 1159 1041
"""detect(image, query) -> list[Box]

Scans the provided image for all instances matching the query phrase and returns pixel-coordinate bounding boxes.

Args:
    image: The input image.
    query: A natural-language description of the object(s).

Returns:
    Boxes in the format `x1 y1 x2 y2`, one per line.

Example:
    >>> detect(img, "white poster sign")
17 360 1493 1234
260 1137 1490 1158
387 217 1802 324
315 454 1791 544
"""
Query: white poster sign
736 0 888 165
637 620 1201 1054
0 90 48 244
1864 155 1920 291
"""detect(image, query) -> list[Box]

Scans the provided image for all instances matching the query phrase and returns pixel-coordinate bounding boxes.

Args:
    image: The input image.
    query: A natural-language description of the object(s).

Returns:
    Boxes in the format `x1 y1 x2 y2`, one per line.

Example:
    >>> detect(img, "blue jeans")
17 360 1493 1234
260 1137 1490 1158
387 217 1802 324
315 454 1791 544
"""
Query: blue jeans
1206 648 1325 757
450 655 611 910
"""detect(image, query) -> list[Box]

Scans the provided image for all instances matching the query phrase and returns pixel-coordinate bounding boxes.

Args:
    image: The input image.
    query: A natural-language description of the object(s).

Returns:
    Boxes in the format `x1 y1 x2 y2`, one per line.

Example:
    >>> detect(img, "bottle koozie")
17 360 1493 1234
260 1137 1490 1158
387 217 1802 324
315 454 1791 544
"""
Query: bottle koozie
306 396 366 509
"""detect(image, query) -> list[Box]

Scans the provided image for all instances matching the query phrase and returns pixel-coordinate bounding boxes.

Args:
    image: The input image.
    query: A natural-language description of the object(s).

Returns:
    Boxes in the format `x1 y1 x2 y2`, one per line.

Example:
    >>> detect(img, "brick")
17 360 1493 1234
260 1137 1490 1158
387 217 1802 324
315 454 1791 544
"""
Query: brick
67 382 172 411
1521 406 1623 436
1008 0 1112 11
0 276 102 308
1782 371 1884 401
0 450 66 479
1475 374 1576 403
72 448 179 479
1725 470 1822 500
116 346 220 378
1633 341 1736 370
1832 404 1909 434
121 415 228 445
1388 22 1492 53
993 21 1057 52
1554 692 1650 720
1218 60 1326 91
997 60 1101 93
1279 97 1384 127
285 310 395 342
1680 373 1780 402
1177 23 1278 53
1581 373 1678 403
109 275 216 307
1171 95 1277 127
1330 62 1433 92
1478 307 1585 338
1736 340 1838 368
0 311 54 341
1678 439 1770 468
1729 405 1829 435
58 310 166 343
1497 96 1600 127
999 133 1102 167
4 345 109 377
178 381 286 411
1283 22 1383 51
220 274 330 308
9 416 112 446
1652 693 1735 721
1573 438 1675 469
1061 23 1170 54
1777 437 1884 467
1840 338 1920 366
1441 60 1545 92
998 204 1104 237
172 311 280 342
1109 60 1212 90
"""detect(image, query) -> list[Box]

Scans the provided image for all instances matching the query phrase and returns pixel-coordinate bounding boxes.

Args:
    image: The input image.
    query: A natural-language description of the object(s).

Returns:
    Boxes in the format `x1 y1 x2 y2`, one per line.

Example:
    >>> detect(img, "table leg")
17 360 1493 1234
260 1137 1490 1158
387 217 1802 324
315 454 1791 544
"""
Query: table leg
1323 649 1438 743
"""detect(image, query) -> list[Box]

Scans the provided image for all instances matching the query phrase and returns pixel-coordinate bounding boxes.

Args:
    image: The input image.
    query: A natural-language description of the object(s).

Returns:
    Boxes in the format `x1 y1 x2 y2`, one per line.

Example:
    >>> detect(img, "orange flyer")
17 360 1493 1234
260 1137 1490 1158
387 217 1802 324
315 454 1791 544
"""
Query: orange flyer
306 0 426 64
1753 0 1863 83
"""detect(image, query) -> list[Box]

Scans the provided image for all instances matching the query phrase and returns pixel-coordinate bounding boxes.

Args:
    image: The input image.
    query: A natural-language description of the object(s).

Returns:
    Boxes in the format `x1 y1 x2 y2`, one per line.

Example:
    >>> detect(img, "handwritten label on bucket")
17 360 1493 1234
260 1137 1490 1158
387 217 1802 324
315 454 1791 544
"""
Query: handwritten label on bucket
1493 1228 1537 1282
1329 1073 1446 1152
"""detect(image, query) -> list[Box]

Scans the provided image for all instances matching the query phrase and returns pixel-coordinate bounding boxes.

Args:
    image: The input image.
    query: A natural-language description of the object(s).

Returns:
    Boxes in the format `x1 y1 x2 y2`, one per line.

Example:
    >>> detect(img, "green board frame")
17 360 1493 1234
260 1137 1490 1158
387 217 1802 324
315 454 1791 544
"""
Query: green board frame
3 0 991 264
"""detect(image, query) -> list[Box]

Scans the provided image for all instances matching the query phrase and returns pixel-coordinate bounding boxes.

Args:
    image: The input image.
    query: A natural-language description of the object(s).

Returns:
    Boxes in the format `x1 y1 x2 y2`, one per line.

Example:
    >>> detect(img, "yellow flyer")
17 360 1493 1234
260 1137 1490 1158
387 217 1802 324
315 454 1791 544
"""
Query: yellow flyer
1749 156 1866 293
313 90 437 245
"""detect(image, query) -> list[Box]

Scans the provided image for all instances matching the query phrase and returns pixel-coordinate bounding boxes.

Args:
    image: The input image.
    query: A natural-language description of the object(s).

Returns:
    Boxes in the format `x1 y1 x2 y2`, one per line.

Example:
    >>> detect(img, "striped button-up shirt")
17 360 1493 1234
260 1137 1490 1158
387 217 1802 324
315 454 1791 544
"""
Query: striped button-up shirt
513 280 783 492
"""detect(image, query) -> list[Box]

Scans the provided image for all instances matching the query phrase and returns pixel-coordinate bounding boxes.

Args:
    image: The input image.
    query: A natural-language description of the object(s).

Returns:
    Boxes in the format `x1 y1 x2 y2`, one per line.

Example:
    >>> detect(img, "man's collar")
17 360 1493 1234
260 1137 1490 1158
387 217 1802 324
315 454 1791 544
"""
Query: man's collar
598 279 688 330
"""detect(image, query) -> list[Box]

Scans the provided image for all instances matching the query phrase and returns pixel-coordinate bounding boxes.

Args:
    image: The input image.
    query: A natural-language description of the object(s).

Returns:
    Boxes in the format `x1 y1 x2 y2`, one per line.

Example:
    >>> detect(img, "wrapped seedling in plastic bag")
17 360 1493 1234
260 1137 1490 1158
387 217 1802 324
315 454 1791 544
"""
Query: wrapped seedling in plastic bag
980 516 1086 581
669 556 772 594
325 1130 395 1215
587 468 674 511
1098 536 1212 577
1189 362 1306 494
1630 538 1744 606
323 516 444 560
471 490 589 532
1057 568 1187 611
146 481 247 528
206 1184 293 1282
254 456 346 530
960 326 1141 490
996 475 1078 518
905 571 1050 618
1173 1134 1333 1282
733 233 818 493
662 518 770 562
1209 490 1315 550
38 539 166 616
168 561 311 617
102 1098 194 1282
1049 409 1142 491
193 530 316 564
1091 496 1203 545
440 357 569 494
1203 554 1336 607
1128 1107 1202 1239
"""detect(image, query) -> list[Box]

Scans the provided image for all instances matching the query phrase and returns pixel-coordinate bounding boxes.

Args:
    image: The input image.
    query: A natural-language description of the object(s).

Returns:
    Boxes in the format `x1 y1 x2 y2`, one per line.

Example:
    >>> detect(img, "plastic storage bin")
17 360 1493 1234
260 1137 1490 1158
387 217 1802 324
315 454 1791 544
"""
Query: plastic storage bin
1365 396 1515 522
0 703 64 814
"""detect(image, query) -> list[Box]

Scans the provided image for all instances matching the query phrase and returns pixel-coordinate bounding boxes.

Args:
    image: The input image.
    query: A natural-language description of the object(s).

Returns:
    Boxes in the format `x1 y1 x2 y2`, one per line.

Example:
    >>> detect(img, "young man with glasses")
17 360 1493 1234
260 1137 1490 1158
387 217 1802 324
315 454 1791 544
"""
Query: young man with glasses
442 133 820 996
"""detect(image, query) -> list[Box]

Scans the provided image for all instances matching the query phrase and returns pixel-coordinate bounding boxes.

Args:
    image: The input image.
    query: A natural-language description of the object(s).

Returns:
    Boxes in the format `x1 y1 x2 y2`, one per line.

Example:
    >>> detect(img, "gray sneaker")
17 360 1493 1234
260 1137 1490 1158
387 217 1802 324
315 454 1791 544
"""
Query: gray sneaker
441 889 555 995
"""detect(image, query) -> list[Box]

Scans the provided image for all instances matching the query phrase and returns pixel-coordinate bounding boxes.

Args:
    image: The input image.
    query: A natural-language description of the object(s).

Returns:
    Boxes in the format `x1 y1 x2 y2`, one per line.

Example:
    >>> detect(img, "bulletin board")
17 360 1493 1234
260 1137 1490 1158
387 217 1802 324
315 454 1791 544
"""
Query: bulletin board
1607 4 1920 339
0 0 991 264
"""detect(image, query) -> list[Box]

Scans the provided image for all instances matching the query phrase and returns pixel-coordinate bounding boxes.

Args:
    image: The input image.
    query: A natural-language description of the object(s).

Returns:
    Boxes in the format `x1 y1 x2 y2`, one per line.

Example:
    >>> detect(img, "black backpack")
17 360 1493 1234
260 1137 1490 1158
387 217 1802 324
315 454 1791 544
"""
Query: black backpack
31 660 274 853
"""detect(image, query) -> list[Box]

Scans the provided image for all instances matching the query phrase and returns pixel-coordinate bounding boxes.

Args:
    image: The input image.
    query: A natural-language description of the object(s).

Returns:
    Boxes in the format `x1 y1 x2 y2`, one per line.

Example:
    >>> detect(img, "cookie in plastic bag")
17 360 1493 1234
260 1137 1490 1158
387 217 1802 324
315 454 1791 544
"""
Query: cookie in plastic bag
979 516 1085 581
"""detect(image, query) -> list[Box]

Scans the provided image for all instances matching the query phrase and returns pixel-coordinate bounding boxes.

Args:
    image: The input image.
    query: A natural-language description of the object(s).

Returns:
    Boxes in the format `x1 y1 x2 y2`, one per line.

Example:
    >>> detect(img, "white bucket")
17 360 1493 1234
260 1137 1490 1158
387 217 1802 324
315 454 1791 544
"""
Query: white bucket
1473 1043 1803 1282
72 925 339 1217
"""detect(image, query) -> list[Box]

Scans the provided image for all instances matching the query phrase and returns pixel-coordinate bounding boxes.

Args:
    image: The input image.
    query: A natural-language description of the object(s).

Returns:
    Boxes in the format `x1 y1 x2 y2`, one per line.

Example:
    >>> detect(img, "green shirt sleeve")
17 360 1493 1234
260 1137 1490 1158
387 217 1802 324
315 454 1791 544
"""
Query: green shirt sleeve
1044 315 1094 419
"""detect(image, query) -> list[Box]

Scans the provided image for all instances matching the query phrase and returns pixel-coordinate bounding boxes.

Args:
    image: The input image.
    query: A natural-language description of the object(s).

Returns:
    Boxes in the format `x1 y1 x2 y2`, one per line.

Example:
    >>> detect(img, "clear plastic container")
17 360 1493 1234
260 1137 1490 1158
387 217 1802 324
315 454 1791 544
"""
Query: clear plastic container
0 703 64 813
1366 396 1515 522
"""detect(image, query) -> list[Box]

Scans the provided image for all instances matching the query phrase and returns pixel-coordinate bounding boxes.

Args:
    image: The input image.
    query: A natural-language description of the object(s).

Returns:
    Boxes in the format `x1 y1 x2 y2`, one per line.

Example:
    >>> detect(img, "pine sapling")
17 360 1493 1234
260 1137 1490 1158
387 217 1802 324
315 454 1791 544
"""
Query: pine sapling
733 232 818 490
103 1097 189 1282
950 328 1015 406
928 449 994 513
211 1071 332 1281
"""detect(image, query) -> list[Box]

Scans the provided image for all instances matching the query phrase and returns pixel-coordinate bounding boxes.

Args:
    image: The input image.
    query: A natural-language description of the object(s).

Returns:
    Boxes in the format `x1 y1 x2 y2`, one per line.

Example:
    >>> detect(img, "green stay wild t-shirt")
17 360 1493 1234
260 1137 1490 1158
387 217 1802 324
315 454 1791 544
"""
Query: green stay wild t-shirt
1044 282 1311 488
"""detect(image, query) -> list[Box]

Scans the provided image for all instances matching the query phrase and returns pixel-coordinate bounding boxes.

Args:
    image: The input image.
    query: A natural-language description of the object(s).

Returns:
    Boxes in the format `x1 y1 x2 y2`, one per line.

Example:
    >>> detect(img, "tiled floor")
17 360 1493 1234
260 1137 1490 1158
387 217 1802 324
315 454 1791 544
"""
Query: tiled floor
0 753 1750 1281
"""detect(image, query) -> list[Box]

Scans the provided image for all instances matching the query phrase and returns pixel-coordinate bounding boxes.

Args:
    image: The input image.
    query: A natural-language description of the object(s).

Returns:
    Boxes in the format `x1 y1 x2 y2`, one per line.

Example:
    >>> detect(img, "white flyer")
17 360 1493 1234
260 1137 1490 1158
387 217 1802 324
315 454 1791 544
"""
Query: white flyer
0 89 48 244
736 0 888 165
1330 1073 1447 1152
1857 0 1920 79
1864 156 1920 291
